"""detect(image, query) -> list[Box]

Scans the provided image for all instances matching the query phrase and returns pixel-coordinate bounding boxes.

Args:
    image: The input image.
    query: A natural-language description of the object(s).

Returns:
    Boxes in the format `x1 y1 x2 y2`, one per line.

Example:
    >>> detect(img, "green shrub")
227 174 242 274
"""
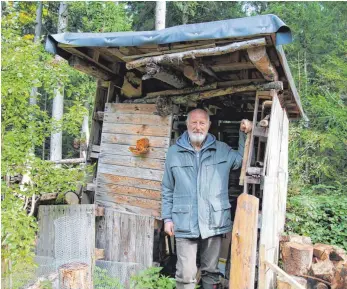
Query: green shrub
286 190 347 250
130 267 176 289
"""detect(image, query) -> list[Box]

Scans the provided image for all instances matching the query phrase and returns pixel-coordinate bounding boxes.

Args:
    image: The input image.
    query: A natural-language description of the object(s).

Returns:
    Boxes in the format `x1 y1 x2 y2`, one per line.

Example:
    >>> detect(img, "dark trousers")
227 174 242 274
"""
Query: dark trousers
175 235 222 289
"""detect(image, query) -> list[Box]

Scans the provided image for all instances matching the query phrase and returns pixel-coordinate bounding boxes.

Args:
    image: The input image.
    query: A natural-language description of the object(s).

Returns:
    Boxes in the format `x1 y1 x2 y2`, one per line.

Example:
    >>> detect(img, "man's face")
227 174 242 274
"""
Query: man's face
187 110 210 144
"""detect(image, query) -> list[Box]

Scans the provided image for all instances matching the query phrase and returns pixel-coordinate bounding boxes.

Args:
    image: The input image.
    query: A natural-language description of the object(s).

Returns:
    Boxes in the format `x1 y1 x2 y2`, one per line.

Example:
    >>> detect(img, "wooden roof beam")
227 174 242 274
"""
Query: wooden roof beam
247 46 279 81
126 38 267 70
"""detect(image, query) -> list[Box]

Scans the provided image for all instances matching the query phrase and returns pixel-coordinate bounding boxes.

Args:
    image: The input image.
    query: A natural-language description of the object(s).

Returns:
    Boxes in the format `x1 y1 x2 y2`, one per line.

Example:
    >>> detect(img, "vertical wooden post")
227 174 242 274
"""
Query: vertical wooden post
229 193 259 289
59 262 91 289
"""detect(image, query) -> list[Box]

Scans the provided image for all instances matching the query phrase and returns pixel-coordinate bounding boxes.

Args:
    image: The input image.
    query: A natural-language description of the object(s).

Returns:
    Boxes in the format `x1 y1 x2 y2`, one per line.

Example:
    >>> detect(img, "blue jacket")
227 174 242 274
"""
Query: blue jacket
161 131 246 239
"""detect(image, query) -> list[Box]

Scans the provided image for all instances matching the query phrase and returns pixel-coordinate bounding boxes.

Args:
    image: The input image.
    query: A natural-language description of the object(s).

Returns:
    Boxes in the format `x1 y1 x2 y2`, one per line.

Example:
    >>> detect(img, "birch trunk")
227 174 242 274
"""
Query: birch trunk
50 2 68 161
155 1 166 30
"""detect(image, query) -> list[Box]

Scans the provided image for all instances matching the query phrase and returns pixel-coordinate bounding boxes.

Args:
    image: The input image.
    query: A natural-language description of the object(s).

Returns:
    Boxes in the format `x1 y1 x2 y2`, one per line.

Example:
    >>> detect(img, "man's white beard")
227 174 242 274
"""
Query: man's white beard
188 132 207 144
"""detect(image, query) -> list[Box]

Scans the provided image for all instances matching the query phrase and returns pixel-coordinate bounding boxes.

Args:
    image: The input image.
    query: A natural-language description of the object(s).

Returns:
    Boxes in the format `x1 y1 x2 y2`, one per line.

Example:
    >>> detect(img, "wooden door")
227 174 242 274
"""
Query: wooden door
95 103 173 217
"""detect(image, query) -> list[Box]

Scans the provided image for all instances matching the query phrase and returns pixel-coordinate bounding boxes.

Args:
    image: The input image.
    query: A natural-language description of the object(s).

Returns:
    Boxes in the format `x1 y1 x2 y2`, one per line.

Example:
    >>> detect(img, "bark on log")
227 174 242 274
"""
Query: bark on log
280 234 312 245
126 38 267 70
58 262 91 289
145 83 218 98
332 263 347 289
277 275 307 289
247 46 279 81
170 81 283 105
282 242 313 275
143 63 188 88
312 260 334 282
183 65 206 86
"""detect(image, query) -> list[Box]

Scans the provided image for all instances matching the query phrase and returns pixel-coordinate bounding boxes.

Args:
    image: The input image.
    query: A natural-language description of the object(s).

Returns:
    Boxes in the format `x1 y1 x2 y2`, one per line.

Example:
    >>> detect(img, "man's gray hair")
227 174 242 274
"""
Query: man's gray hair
186 108 210 124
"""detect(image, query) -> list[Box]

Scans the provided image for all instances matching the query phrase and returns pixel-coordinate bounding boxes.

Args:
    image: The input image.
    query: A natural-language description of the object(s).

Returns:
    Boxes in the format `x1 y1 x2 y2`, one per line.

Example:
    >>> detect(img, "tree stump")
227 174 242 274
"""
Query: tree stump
282 242 313 275
58 262 91 289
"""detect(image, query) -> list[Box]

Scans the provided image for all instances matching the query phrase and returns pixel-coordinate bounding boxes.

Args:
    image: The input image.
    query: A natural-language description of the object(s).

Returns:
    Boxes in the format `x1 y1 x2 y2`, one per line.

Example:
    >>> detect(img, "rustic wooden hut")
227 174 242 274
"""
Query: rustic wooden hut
45 14 306 289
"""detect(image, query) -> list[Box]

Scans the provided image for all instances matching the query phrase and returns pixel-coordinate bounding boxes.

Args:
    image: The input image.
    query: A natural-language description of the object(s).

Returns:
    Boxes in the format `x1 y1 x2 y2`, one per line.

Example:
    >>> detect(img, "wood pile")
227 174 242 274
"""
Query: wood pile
278 234 347 289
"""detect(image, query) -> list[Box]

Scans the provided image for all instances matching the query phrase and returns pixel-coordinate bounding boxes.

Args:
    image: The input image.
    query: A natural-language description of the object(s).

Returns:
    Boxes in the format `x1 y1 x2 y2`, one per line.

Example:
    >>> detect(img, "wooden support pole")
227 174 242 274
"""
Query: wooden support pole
239 133 252 186
247 46 279 81
229 193 259 289
126 38 267 70
50 158 85 164
59 262 91 289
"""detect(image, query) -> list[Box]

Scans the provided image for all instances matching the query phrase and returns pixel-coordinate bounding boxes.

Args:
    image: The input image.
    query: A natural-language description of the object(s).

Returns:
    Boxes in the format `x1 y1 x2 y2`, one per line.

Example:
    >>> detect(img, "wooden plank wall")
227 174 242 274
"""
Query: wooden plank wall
95 209 154 267
36 205 96 258
259 93 289 289
95 103 173 217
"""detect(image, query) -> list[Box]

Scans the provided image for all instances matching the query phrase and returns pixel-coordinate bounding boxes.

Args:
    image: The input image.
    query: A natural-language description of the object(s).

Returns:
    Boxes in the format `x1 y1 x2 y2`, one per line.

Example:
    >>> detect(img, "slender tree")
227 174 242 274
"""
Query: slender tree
155 1 166 30
50 2 68 161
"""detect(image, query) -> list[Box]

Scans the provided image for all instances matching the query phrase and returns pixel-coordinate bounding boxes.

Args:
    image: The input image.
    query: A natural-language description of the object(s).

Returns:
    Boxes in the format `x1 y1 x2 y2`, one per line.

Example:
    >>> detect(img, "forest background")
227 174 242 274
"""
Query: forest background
1 1 346 286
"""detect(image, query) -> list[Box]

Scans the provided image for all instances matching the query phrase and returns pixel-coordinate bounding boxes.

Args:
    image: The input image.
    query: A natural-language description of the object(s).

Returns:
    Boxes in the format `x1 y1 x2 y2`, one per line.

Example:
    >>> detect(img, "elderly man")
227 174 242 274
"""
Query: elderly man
161 108 252 289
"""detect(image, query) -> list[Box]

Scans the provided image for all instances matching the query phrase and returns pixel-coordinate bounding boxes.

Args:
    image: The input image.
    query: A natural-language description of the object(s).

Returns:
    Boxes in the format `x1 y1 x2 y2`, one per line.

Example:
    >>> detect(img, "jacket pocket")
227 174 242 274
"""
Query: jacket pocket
172 205 191 233
209 201 231 229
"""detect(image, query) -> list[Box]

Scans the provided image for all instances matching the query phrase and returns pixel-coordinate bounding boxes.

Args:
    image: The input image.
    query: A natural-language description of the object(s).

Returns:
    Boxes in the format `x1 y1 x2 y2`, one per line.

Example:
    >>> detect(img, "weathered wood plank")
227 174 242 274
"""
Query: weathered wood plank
105 103 158 114
102 123 171 137
98 173 161 191
95 209 154 267
96 199 160 217
99 153 165 170
103 112 172 126
97 182 161 200
98 163 164 182
98 190 161 210
230 193 259 289
100 143 167 159
101 133 170 148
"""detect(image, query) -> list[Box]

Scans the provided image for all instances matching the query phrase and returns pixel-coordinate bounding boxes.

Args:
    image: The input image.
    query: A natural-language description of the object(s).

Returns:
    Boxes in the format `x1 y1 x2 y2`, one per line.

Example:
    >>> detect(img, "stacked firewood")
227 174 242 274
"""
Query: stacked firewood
278 235 347 289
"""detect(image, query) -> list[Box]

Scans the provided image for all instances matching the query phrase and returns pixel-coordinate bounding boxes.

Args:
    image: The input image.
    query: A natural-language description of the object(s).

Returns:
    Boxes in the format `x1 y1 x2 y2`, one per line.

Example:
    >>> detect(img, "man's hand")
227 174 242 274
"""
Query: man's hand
240 119 253 133
164 221 174 236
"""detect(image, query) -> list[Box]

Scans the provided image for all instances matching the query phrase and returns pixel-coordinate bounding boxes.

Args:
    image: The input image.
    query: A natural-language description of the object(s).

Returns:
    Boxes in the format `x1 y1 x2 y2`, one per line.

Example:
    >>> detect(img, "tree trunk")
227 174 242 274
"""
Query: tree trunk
58 262 91 289
50 2 68 161
155 1 166 30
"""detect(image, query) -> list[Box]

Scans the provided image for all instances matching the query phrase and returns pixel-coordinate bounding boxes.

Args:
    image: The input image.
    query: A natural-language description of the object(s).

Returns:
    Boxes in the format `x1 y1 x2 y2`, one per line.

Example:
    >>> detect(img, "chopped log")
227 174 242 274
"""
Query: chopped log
332 263 347 289
68 56 114 80
265 261 306 289
126 38 267 70
183 65 205 86
40 192 58 201
316 283 329 289
277 275 307 289
247 46 279 81
330 246 347 262
170 81 283 105
145 83 217 98
64 192 79 205
51 158 85 164
58 262 91 289
312 260 334 282
282 242 313 275
143 63 188 89
95 248 105 260
259 115 270 127
280 234 312 245
313 244 333 261
122 72 142 98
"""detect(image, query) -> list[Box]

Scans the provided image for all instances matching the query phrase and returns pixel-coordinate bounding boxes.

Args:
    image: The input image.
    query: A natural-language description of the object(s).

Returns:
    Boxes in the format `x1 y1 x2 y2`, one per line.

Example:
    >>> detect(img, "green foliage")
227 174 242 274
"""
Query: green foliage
130 267 176 289
286 191 347 250
94 266 124 289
